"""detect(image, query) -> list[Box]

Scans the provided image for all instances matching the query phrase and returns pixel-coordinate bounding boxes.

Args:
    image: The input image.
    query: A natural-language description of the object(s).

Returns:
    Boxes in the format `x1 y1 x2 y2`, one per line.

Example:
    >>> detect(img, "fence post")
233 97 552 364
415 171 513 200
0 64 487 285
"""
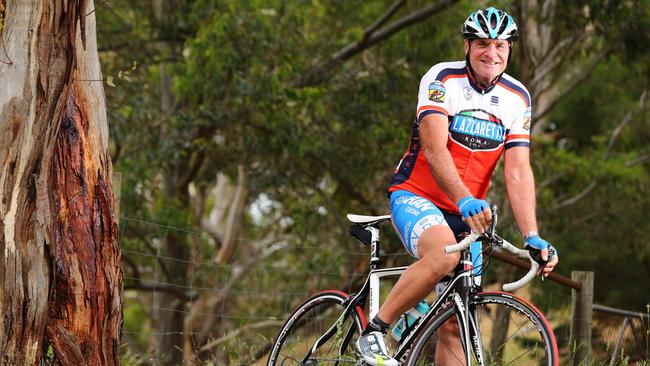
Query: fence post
569 271 594 365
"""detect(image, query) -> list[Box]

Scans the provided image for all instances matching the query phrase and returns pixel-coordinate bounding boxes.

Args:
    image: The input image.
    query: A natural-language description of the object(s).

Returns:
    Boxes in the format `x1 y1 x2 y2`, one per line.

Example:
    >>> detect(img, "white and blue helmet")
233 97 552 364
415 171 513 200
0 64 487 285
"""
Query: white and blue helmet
462 7 518 41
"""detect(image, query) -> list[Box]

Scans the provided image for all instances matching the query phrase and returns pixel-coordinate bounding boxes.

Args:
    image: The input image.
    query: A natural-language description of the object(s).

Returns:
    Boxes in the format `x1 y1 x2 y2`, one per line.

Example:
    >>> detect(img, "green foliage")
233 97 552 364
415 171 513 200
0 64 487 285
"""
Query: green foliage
537 49 650 308
122 299 151 352
96 0 650 363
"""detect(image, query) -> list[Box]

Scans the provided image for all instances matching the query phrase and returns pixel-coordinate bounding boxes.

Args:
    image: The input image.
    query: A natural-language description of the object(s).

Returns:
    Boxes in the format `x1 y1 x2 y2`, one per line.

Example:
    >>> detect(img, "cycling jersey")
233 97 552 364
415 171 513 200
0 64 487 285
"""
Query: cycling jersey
388 60 531 214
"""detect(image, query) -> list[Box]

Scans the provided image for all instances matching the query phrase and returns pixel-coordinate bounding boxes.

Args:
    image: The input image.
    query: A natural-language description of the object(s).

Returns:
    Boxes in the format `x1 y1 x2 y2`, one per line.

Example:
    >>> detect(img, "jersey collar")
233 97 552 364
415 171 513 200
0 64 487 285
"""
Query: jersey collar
465 60 502 94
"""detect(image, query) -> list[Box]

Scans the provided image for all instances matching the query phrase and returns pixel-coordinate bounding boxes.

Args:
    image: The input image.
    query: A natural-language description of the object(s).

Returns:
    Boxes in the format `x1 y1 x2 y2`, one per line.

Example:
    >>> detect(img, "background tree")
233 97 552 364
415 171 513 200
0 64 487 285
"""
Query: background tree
0 0 121 364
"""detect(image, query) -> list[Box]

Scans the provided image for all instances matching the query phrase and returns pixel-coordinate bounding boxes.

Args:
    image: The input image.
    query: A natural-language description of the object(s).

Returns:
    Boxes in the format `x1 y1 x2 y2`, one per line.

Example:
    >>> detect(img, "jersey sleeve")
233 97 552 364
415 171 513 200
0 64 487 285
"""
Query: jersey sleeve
505 91 532 150
416 65 449 122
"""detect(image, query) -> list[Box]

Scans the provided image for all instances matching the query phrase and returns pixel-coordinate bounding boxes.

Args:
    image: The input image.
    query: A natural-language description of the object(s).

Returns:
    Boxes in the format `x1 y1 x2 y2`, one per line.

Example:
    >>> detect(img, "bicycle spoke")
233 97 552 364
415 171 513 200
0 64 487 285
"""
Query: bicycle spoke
407 293 556 366
268 291 364 365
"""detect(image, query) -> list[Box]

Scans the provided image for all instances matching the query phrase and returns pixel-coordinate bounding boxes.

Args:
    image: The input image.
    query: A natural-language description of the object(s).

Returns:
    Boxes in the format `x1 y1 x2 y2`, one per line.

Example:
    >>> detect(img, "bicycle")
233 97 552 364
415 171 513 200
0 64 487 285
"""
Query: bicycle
267 206 559 365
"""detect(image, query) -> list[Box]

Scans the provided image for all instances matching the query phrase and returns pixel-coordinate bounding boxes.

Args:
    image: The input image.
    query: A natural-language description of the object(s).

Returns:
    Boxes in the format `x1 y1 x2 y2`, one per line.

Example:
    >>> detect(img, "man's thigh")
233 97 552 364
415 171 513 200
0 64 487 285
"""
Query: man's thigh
390 190 453 258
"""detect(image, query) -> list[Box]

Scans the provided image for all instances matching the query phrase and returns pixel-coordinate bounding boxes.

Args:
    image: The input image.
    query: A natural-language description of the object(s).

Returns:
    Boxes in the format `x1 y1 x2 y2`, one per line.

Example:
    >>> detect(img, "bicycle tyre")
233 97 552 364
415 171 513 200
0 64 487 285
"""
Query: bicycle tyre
267 290 367 365
407 291 559 366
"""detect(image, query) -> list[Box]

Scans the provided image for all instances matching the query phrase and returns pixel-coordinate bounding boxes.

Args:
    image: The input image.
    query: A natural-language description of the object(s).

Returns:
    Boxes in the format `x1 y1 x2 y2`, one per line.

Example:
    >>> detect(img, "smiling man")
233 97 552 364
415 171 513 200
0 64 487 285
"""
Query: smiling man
355 7 559 366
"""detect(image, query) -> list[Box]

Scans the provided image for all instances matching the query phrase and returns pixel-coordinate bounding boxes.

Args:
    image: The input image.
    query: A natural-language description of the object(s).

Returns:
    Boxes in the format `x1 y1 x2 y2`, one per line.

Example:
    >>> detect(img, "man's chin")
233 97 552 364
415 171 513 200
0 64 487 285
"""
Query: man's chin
476 68 504 82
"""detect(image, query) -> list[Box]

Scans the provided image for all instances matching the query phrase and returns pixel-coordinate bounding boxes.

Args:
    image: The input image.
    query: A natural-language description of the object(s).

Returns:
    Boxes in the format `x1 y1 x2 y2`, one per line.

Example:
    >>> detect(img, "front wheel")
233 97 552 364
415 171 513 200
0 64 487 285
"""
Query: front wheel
267 290 367 365
407 292 559 365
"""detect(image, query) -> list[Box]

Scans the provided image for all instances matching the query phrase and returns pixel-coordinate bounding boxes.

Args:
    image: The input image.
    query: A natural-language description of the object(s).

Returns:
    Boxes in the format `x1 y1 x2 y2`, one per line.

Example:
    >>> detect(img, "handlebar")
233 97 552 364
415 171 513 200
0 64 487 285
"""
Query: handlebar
444 232 539 291
444 205 541 292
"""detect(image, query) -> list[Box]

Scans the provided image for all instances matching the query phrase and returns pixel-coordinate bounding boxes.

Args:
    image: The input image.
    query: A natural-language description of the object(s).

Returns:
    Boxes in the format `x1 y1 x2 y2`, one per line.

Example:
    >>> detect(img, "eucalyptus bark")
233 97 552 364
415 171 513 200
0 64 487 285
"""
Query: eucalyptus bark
0 1 122 365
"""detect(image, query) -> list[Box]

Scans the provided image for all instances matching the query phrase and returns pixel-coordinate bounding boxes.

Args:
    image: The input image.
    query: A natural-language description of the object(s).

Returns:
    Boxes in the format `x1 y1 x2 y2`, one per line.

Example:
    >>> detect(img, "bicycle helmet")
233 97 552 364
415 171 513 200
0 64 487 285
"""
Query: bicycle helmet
462 7 518 41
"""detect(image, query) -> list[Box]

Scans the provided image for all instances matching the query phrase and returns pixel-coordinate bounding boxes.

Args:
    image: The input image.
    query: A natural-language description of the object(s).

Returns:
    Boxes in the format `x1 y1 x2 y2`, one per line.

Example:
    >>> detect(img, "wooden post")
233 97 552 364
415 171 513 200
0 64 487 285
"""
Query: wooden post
569 271 594 365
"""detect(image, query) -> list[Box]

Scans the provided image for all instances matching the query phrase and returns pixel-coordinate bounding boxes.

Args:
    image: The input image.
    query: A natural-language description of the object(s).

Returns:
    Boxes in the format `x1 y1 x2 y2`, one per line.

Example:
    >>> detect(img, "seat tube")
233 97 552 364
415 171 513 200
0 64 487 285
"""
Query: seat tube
367 226 382 319
368 226 381 270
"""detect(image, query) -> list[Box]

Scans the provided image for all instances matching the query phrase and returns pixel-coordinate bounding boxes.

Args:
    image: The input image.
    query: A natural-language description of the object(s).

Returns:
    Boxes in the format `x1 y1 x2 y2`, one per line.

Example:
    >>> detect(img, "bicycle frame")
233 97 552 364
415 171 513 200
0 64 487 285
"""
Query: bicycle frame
300 207 542 365
303 247 483 364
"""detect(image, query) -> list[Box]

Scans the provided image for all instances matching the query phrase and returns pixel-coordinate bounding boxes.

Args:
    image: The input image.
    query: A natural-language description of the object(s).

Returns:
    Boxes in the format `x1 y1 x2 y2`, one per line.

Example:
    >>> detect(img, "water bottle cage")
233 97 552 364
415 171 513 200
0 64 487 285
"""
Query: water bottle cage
396 314 419 344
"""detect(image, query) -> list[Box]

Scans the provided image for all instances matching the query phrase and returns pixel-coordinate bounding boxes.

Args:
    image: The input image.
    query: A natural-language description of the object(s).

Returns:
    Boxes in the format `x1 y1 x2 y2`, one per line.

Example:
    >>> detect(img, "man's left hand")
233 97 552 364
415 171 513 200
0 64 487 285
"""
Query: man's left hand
524 235 559 277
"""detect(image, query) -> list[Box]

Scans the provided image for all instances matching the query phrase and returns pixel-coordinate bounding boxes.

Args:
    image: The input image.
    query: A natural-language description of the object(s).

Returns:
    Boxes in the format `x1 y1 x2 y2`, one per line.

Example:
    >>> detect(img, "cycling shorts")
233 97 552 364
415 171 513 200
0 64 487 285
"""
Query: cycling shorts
390 190 483 285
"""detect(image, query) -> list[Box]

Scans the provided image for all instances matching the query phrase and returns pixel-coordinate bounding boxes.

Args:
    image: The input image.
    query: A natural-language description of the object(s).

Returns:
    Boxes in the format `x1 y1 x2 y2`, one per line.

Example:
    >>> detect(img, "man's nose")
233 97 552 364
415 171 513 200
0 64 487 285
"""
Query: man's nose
485 43 499 56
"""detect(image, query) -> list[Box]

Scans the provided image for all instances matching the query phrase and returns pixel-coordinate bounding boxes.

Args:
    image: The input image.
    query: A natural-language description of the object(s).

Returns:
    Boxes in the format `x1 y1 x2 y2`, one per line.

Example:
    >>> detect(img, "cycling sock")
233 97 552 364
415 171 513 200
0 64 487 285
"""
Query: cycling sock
362 316 390 336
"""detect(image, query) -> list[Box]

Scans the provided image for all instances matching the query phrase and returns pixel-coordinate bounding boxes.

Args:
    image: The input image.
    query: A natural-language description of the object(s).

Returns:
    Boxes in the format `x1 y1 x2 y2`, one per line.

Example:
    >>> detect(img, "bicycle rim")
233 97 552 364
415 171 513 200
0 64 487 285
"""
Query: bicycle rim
267 290 366 365
407 292 558 366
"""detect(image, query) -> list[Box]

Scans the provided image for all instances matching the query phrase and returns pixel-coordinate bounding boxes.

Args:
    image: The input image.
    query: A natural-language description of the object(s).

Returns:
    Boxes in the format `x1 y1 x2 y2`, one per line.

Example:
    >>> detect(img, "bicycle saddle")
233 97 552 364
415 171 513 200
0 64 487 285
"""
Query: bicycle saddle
346 214 391 225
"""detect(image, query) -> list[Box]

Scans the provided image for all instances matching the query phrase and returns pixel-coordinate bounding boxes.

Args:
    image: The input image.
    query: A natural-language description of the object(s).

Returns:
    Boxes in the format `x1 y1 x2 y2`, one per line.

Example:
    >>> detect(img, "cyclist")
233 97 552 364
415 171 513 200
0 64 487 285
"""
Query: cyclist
356 7 559 366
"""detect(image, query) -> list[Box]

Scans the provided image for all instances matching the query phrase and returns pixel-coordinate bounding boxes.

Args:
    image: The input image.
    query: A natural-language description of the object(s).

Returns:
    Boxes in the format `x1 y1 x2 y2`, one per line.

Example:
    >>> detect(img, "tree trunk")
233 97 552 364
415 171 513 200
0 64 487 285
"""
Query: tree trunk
0 1 122 365
183 169 248 362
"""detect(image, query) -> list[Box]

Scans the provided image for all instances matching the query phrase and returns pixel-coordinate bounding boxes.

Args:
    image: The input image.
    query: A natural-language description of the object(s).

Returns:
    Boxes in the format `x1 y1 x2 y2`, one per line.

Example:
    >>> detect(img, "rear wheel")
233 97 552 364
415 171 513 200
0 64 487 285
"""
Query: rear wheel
267 290 366 365
407 292 558 365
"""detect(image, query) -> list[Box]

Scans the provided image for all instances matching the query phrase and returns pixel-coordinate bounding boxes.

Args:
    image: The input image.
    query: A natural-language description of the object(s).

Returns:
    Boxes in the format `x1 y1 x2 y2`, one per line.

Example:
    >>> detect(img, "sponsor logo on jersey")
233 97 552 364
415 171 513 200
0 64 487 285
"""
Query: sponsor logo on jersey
490 95 499 105
428 81 446 103
522 107 532 130
449 110 505 150
464 86 472 100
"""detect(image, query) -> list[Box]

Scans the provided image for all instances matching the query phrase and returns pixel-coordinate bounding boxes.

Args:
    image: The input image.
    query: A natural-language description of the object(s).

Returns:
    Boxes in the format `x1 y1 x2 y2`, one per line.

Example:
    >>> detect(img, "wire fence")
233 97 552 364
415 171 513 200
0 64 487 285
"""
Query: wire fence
592 304 649 365
118 215 649 365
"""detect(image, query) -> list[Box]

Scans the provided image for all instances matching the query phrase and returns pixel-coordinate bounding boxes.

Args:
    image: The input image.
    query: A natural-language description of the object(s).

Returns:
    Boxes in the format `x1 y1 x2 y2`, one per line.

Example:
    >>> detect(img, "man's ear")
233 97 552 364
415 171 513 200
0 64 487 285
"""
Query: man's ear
463 39 470 56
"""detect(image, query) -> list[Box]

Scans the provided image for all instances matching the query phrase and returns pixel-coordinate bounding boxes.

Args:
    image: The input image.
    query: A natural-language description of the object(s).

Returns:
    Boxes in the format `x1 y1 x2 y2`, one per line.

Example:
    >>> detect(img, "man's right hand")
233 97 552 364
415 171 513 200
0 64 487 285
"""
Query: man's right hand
524 234 559 277
457 196 492 233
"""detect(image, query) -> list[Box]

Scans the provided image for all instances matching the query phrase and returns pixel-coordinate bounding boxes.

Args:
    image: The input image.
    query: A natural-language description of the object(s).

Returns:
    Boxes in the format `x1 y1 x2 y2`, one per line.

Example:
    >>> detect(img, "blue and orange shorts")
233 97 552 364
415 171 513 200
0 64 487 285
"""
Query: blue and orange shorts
390 190 483 286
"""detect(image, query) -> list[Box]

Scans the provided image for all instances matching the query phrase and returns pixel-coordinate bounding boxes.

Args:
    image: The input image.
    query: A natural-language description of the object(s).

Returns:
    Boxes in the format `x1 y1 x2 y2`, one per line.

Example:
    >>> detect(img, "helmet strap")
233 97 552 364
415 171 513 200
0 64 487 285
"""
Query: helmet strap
507 41 513 64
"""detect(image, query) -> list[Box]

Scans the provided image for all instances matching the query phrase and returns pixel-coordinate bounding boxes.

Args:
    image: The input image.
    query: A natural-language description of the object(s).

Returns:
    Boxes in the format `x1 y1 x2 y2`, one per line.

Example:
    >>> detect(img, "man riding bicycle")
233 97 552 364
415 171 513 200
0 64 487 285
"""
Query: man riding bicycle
356 7 559 366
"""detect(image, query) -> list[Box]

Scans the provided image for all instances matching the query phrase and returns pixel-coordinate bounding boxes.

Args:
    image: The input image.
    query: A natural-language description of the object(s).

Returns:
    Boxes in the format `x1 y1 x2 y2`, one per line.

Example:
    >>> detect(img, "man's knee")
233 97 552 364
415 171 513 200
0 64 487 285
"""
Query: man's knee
439 317 459 335
440 317 458 334
418 226 460 272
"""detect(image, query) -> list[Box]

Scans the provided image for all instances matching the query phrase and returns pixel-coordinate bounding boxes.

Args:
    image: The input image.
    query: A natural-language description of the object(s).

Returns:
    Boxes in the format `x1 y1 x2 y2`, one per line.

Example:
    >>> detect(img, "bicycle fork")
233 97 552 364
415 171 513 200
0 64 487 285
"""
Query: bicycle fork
453 251 486 366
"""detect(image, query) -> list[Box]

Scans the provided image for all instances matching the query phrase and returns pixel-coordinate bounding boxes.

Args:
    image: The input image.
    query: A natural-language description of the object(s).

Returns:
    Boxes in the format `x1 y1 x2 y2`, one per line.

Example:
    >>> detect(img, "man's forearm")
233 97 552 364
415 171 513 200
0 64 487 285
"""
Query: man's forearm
419 115 471 204
424 146 470 203
505 162 538 235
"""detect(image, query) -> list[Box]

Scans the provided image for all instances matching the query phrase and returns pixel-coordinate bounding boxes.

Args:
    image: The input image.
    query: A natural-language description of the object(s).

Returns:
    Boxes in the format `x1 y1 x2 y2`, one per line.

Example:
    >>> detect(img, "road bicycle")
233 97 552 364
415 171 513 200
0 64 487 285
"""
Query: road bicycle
267 206 559 365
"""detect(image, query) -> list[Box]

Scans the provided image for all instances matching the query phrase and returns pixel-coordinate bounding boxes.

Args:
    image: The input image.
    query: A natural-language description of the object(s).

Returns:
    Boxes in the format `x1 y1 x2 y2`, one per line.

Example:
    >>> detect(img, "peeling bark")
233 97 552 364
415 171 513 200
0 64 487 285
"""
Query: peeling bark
0 1 121 365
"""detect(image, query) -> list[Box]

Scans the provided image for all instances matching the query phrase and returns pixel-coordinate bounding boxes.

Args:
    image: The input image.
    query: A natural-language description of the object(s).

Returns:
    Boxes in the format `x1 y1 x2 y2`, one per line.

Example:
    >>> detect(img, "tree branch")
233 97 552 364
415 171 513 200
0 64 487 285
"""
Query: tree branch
187 236 288 349
215 165 247 264
198 320 284 352
122 251 195 302
626 154 650 167
122 254 141 279
121 220 172 278
124 281 195 302
295 0 459 87
179 149 207 192
334 0 459 62
553 181 597 210
534 45 612 127
529 34 582 95
360 0 407 41
553 90 647 209
605 90 647 159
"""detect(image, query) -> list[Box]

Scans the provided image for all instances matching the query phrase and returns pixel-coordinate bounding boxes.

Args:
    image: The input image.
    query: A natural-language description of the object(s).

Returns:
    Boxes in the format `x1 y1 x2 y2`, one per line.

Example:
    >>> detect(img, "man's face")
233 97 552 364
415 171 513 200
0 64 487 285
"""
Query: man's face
464 39 510 84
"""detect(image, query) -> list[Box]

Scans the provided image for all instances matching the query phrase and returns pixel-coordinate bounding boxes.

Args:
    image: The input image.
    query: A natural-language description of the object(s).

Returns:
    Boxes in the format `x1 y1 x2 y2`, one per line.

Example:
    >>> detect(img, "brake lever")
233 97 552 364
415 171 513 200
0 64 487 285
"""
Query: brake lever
527 247 552 281
484 204 500 243
485 204 498 236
